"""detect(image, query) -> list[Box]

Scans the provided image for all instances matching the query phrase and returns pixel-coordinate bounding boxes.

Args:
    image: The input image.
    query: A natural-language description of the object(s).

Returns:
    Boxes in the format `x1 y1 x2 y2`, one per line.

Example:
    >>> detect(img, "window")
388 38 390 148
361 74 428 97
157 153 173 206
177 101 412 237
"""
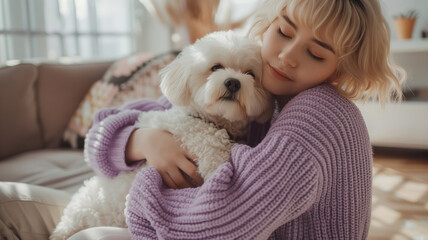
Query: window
0 0 161 63
0 0 260 64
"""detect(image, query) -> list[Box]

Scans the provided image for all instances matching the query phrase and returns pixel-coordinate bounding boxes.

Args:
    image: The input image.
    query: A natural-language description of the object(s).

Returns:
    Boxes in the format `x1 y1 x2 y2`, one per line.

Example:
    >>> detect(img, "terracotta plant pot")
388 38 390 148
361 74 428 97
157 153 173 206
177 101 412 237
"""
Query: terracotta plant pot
394 18 416 40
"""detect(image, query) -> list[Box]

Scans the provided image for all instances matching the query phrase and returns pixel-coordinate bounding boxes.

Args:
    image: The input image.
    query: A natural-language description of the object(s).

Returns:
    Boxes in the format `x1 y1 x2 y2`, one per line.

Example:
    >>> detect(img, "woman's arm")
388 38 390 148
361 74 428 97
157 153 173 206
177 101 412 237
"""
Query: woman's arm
85 96 203 187
84 97 172 177
126 129 322 239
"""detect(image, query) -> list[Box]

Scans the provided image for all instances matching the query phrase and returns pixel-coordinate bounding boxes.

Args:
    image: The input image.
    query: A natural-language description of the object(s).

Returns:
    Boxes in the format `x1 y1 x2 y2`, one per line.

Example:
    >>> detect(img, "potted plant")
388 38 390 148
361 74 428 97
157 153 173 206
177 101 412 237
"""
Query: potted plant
393 10 418 40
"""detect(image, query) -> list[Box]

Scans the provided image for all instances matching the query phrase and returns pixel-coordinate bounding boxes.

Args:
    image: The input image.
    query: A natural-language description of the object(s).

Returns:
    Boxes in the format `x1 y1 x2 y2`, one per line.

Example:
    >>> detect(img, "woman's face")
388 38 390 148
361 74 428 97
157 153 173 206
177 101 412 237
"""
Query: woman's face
261 12 339 96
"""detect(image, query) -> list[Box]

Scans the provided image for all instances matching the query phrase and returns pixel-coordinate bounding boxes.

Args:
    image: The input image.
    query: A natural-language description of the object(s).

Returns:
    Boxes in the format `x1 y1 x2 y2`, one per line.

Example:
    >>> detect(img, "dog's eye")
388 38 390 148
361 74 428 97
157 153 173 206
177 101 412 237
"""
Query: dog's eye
245 70 255 78
211 64 224 72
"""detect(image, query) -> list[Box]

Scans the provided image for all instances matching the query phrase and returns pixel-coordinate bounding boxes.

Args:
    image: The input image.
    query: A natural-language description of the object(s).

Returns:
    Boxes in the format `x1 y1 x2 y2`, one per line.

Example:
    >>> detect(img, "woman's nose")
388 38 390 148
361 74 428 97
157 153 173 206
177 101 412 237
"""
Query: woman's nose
278 47 298 68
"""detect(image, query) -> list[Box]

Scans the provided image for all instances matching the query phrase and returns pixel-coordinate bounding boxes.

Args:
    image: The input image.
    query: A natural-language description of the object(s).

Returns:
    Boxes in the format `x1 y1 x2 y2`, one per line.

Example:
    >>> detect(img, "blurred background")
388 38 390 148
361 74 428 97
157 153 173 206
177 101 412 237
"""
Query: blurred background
0 0 427 239
0 0 260 61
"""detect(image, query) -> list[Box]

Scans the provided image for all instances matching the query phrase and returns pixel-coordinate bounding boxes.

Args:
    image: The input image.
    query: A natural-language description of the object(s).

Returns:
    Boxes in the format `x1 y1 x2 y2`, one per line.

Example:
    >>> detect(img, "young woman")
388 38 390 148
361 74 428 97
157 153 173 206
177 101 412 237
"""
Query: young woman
78 0 406 239
0 0 401 239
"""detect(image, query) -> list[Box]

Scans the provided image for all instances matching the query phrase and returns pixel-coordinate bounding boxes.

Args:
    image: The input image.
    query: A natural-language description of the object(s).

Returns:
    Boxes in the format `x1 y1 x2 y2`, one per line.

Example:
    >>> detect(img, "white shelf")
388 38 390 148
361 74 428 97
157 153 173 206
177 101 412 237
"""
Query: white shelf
391 39 428 53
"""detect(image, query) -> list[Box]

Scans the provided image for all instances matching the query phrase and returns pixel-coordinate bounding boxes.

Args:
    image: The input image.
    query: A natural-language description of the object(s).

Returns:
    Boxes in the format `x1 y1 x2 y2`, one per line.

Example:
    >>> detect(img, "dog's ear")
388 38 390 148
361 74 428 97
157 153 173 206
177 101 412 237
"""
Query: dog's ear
159 53 191 106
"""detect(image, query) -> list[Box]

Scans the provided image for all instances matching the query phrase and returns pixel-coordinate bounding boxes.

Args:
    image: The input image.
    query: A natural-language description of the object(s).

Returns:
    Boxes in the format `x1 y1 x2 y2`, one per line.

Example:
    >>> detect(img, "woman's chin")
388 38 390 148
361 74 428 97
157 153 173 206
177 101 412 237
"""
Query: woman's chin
262 80 287 96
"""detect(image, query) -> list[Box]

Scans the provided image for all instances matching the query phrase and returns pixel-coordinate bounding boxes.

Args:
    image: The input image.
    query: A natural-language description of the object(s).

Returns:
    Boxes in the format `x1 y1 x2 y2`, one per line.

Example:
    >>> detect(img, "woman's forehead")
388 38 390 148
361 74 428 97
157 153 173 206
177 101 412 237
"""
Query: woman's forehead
280 8 332 41
283 3 351 48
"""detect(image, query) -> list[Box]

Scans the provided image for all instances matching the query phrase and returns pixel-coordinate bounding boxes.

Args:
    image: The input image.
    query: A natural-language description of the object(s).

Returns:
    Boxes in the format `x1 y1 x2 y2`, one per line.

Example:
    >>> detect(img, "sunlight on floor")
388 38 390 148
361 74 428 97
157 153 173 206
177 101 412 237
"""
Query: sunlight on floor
369 148 428 240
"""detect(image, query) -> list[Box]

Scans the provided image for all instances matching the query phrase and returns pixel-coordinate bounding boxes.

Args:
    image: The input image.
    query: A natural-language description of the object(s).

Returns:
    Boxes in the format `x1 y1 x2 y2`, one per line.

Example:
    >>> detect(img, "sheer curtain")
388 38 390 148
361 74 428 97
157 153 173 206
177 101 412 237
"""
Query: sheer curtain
0 0 171 63
0 0 260 64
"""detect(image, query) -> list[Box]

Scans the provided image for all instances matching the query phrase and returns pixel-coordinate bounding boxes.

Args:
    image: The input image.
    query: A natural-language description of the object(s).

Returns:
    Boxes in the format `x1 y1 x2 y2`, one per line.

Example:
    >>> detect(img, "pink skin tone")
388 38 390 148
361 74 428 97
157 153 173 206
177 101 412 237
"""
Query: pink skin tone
261 12 338 101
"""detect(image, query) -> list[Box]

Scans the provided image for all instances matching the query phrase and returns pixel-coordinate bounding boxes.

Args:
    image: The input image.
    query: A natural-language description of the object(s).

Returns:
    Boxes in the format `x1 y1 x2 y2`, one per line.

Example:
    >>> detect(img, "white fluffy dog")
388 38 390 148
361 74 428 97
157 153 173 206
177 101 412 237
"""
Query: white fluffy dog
50 30 273 240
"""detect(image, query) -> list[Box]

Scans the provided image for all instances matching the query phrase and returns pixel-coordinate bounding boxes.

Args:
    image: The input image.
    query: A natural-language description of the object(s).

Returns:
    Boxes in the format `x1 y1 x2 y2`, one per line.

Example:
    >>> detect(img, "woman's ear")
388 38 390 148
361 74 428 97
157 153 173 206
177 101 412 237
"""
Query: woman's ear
159 53 192 106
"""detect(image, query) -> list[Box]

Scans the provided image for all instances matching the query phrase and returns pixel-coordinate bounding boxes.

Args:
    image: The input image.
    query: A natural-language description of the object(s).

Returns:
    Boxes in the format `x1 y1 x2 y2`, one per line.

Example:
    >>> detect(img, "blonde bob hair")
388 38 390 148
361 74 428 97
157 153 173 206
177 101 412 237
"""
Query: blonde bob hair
248 0 406 105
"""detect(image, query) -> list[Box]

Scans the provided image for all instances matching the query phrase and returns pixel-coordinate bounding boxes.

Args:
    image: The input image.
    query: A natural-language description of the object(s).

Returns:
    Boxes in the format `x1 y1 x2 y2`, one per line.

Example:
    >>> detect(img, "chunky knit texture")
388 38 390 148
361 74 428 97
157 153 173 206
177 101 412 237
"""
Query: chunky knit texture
85 83 372 239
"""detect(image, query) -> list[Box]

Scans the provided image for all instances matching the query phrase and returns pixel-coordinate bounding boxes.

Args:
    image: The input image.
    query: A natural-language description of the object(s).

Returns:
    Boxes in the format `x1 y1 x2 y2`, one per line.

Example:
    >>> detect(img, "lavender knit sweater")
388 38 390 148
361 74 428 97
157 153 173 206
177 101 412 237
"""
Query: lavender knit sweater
85 83 372 239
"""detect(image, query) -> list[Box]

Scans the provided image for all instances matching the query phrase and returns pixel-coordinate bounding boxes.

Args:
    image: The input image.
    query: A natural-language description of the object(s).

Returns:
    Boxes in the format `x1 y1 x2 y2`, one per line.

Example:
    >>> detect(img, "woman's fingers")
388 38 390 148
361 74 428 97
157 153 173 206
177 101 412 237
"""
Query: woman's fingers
177 158 204 187
167 167 193 189
185 152 198 163
160 171 178 189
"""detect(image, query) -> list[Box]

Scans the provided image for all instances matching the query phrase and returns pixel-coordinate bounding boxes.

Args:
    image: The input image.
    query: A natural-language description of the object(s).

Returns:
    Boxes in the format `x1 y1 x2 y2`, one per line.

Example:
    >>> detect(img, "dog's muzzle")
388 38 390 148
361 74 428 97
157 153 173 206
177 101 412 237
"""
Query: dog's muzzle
220 78 241 101
224 78 241 93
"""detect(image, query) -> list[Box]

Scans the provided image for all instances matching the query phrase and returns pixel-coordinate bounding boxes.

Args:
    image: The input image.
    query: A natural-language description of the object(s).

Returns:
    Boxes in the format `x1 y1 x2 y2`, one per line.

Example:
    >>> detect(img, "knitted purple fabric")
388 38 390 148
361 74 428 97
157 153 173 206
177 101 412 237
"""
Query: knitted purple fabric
84 97 172 177
85 83 372 239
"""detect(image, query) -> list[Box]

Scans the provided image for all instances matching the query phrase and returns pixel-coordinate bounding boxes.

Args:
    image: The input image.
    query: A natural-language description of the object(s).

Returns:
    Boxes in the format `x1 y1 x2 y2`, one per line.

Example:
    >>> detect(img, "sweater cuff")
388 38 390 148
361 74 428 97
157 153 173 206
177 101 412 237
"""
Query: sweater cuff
108 125 144 172
85 110 142 177
157 96 172 109
120 96 172 112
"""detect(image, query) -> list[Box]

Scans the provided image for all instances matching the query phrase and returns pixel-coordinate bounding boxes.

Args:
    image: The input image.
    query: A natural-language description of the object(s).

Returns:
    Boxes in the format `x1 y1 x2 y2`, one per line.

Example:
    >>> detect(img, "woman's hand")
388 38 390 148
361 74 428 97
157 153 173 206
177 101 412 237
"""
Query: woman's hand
125 128 204 189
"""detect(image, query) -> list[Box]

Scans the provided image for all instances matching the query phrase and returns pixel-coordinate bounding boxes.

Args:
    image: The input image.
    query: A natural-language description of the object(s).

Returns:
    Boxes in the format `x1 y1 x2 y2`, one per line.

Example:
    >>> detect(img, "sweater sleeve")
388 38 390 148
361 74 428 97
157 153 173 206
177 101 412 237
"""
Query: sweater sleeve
125 113 322 239
84 97 171 177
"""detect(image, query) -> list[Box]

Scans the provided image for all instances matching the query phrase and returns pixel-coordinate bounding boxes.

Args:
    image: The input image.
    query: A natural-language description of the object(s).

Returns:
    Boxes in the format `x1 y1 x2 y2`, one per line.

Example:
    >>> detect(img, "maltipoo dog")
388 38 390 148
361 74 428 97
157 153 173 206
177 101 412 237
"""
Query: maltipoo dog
50 30 273 240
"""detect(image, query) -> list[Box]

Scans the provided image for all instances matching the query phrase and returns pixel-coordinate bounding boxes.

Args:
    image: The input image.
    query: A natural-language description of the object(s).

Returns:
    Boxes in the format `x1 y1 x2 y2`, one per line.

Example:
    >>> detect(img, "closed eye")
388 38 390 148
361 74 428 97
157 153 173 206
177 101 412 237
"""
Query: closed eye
278 28 291 39
307 50 324 61
245 70 255 78
211 64 224 72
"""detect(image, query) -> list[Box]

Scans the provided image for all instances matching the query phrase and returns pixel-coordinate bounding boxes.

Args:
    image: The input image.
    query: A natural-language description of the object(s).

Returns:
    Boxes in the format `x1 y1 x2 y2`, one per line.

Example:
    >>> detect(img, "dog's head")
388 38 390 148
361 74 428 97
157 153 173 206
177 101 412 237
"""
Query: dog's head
160 30 273 123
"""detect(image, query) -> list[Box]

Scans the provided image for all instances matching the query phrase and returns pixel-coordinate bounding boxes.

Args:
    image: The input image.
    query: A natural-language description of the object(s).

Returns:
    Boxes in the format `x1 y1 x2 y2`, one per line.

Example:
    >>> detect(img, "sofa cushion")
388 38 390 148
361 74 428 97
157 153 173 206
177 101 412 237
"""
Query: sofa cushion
0 149 94 194
63 52 178 149
37 62 111 148
62 52 153 149
0 64 44 159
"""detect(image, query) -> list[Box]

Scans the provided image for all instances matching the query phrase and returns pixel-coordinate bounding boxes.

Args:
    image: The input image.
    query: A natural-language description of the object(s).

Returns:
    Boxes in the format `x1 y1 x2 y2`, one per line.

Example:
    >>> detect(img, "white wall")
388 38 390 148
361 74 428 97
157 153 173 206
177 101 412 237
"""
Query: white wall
381 0 428 40
358 1 428 149
381 0 428 90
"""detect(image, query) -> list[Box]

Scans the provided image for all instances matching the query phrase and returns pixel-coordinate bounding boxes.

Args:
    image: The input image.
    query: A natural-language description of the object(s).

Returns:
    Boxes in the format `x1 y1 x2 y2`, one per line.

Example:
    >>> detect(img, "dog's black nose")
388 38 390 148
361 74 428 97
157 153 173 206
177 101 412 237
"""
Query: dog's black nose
224 78 241 93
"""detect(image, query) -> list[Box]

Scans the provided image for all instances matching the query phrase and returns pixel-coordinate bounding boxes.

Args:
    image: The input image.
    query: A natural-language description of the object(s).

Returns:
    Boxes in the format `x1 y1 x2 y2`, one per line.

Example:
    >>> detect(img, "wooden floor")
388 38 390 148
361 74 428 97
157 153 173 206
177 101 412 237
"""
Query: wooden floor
369 147 428 240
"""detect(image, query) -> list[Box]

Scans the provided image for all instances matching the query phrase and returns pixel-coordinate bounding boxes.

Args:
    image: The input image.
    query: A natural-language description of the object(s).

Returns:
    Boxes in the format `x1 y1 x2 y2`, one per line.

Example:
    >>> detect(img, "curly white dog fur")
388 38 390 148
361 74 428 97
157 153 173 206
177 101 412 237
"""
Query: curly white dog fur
50 30 273 240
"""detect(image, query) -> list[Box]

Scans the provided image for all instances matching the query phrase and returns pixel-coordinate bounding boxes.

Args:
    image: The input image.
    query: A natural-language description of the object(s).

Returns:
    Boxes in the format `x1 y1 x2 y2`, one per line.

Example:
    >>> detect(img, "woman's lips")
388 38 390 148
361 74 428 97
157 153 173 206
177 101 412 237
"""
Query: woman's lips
269 65 294 82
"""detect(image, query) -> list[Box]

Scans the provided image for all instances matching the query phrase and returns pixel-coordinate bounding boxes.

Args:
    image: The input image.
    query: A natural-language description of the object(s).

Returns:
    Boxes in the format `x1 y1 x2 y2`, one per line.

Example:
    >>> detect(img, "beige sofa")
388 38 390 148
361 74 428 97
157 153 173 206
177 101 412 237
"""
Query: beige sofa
0 61 112 194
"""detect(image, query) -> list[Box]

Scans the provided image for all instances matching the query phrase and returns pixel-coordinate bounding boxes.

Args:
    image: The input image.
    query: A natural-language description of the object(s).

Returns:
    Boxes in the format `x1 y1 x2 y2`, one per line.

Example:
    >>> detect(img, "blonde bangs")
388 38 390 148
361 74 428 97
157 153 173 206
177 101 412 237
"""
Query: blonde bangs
284 1 365 58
